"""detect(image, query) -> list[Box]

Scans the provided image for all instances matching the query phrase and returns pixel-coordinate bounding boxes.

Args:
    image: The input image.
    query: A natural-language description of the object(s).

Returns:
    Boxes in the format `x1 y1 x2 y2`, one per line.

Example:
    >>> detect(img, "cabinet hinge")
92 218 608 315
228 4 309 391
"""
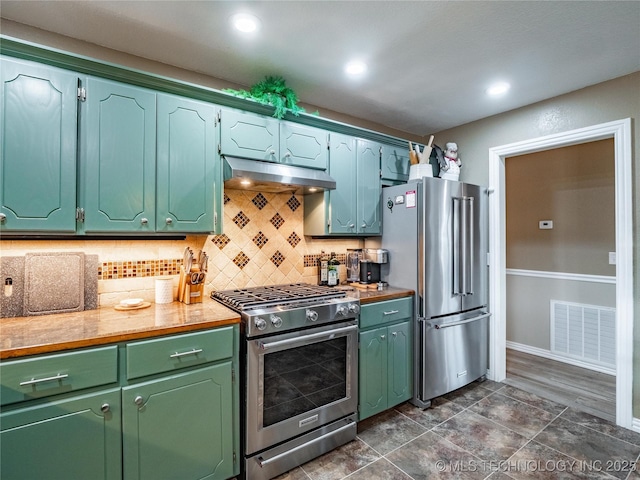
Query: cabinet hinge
214 212 218 227
75 208 85 223
217 110 221 123
77 87 86 102
232 367 236 383
379 169 382 178
233 451 237 464
218 143 221 154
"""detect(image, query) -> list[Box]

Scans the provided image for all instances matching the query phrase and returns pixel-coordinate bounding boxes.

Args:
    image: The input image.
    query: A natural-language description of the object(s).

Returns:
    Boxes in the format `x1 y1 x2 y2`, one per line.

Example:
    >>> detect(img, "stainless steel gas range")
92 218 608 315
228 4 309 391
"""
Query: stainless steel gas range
211 283 360 480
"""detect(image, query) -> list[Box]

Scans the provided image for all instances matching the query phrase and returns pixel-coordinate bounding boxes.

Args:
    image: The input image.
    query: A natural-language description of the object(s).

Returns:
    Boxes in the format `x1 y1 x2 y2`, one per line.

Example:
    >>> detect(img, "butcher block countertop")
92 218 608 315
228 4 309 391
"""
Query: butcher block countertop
0 300 240 360
0 286 413 360
344 286 414 304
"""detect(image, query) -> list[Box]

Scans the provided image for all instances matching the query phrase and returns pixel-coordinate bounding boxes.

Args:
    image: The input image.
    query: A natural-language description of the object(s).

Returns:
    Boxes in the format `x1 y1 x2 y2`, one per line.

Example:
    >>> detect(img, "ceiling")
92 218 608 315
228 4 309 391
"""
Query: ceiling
1 1 639 137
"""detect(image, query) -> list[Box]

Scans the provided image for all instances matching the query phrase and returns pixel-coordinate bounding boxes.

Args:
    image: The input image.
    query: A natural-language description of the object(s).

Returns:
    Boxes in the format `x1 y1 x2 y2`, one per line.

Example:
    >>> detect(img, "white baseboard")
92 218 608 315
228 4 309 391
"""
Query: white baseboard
506 341 616 376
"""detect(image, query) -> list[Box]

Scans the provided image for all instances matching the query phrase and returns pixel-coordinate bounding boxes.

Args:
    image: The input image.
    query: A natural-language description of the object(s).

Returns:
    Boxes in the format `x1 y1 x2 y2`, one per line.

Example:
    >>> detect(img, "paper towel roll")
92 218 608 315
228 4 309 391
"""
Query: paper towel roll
155 277 173 304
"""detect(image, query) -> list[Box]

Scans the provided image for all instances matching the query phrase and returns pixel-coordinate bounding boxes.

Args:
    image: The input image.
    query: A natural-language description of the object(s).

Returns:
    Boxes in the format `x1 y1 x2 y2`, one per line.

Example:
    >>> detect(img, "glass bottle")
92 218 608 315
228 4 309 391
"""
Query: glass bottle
318 251 329 286
327 252 339 287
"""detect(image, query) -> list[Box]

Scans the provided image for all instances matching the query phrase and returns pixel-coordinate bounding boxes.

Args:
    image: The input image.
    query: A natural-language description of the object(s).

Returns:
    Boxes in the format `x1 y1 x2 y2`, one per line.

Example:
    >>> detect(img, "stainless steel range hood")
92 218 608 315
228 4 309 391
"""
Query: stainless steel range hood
223 156 336 194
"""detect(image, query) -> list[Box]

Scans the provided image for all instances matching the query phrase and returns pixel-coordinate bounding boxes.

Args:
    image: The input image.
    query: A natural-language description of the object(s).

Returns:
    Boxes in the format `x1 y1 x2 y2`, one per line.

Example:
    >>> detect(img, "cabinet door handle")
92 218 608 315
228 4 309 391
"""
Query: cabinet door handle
380 335 386 340
20 373 68 386
270 149 276 155
140 218 148 225
165 218 173 225
169 348 203 359
284 152 291 158
101 403 110 413
134 395 144 406
383 310 399 316
0 213 6 222
392 332 397 337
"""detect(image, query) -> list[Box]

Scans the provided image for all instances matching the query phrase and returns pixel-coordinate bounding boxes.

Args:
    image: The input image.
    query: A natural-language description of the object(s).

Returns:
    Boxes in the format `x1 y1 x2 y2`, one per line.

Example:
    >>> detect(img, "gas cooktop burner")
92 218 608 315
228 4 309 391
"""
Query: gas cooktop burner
211 283 359 337
211 283 346 310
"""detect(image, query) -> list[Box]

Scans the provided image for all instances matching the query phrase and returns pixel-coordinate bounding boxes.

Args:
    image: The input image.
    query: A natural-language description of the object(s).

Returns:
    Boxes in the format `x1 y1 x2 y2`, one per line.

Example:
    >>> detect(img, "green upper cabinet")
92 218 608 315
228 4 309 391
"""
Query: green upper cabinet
219 108 278 161
156 94 220 234
380 143 410 183
219 109 329 170
304 135 381 236
81 77 157 233
356 139 382 235
328 133 357 234
279 121 328 169
0 56 79 233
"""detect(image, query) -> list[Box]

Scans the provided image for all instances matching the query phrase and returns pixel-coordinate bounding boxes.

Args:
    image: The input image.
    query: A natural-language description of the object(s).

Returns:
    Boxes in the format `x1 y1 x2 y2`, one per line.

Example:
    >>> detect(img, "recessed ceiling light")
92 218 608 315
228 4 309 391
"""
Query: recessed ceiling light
231 13 259 33
486 82 510 96
344 60 367 77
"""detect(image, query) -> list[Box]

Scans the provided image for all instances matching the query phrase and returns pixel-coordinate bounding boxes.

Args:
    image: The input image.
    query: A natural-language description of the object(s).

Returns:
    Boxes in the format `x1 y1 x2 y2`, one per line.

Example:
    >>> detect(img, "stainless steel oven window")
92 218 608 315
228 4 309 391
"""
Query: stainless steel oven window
246 321 358 455
262 336 347 427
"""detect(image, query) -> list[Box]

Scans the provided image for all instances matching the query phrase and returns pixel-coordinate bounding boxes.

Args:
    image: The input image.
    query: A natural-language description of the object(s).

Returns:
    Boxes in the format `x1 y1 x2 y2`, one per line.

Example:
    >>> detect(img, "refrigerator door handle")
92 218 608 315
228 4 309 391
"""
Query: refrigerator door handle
431 312 491 330
452 197 462 296
466 196 474 295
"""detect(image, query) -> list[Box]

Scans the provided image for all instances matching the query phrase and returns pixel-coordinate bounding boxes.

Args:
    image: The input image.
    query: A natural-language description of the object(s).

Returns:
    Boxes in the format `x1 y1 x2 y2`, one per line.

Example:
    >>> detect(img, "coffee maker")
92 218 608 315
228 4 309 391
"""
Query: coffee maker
359 248 388 284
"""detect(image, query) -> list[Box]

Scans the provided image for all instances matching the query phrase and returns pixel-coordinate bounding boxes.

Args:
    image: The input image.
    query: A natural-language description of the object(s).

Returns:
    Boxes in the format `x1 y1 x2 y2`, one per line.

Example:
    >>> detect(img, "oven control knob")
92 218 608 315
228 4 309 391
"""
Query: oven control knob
337 305 348 316
254 317 267 330
306 309 319 322
348 303 360 314
270 315 283 328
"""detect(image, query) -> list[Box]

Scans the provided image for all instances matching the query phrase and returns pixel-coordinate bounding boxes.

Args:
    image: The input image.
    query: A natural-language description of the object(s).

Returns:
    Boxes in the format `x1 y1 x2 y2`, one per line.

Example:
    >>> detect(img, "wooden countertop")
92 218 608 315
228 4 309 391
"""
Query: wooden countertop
345 286 414 304
0 287 413 360
0 300 240 360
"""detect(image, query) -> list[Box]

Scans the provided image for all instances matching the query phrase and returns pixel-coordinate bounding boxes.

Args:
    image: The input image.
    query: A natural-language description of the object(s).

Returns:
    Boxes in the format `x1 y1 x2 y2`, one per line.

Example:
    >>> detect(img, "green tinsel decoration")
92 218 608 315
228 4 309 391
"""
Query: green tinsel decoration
223 76 307 119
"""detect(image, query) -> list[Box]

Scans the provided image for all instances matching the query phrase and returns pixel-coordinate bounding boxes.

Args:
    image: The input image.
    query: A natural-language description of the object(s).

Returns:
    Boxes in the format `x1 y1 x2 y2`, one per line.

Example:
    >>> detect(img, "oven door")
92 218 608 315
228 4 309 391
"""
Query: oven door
246 320 358 455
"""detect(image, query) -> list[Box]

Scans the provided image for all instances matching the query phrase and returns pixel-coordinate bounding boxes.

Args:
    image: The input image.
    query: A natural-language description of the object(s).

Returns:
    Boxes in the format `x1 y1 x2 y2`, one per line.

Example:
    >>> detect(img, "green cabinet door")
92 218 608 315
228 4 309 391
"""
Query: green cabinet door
280 122 328 169
0 388 122 480
156 94 219 233
358 326 388 420
82 77 156 233
328 133 357 234
0 57 79 233
356 139 382 235
122 363 234 480
219 109 278 162
387 320 412 405
381 143 410 182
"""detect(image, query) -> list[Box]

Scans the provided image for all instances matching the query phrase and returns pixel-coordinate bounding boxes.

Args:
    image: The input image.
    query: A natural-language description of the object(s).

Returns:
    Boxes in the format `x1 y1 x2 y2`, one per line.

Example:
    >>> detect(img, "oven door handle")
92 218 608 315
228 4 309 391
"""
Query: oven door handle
257 324 357 351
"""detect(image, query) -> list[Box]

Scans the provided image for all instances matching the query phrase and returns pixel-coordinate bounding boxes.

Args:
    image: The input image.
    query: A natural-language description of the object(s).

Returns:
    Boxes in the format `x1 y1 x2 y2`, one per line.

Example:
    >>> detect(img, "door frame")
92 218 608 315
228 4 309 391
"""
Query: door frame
487 118 633 428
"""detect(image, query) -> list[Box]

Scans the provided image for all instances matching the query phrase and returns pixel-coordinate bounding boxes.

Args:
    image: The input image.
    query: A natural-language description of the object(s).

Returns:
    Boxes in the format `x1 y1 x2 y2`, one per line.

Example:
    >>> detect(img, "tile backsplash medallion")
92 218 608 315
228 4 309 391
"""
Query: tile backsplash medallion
0 189 362 308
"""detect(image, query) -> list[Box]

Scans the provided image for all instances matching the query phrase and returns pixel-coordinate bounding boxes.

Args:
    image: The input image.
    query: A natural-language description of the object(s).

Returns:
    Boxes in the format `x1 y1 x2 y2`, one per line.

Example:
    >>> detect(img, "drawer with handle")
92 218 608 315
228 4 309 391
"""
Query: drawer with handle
0 345 118 406
126 326 234 380
360 297 413 329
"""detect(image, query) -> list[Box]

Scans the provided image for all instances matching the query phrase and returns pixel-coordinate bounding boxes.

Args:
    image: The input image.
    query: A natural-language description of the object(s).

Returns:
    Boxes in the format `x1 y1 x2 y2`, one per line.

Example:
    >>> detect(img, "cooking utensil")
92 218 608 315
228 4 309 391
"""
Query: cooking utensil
408 142 418 165
420 135 434 164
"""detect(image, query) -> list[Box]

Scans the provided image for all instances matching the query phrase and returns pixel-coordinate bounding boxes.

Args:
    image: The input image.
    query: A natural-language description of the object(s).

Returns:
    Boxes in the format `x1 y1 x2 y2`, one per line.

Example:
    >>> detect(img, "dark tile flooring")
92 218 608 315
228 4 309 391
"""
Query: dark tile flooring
273 380 640 480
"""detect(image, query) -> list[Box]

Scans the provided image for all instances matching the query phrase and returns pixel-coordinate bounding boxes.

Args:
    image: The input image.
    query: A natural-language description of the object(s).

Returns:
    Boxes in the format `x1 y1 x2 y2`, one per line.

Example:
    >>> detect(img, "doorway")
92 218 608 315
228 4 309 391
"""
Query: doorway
487 118 634 428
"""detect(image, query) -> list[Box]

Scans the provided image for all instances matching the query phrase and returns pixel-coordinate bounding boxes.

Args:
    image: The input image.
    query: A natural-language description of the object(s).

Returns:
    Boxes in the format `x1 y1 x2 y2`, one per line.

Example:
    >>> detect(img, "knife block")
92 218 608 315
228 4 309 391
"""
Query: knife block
178 266 205 304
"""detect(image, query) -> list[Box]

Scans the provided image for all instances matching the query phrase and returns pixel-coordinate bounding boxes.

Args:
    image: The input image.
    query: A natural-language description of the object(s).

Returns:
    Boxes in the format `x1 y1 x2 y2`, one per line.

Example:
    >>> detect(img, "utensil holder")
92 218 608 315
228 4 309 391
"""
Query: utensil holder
178 266 205 304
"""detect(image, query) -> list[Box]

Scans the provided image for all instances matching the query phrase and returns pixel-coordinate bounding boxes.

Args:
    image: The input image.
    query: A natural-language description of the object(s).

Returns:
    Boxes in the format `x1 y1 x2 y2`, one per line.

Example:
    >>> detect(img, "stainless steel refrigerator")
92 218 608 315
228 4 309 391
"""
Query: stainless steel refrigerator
379 176 490 408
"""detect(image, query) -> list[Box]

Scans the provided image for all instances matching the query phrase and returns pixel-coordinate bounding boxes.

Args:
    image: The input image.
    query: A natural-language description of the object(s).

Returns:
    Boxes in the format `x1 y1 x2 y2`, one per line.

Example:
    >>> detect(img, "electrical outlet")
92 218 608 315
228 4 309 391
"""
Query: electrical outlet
609 252 616 265
539 220 553 230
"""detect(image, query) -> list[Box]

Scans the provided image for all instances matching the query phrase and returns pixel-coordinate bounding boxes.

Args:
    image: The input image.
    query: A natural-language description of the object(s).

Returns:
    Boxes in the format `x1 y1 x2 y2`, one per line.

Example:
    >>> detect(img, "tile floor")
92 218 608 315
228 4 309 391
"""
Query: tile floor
273 380 640 480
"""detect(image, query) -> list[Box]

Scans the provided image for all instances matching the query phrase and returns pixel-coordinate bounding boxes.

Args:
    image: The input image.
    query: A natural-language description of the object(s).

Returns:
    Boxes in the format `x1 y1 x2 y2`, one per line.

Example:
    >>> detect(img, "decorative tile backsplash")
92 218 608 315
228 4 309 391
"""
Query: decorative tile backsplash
0 189 362 306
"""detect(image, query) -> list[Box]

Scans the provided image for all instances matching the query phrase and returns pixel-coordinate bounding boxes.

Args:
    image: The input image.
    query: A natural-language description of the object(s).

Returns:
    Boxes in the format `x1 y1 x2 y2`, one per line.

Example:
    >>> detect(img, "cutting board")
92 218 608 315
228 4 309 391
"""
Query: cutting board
23 252 85 316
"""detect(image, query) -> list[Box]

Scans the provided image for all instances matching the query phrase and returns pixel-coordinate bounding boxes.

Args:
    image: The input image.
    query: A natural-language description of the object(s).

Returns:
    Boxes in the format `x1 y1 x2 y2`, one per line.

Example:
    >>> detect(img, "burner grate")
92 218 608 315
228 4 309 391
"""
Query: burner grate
212 283 346 311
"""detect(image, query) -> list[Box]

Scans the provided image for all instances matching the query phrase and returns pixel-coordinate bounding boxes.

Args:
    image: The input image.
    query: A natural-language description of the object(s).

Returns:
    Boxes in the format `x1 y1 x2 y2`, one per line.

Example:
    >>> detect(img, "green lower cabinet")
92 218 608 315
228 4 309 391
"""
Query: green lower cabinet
358 320 412 421
0 388 122 480
122 363 234 480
